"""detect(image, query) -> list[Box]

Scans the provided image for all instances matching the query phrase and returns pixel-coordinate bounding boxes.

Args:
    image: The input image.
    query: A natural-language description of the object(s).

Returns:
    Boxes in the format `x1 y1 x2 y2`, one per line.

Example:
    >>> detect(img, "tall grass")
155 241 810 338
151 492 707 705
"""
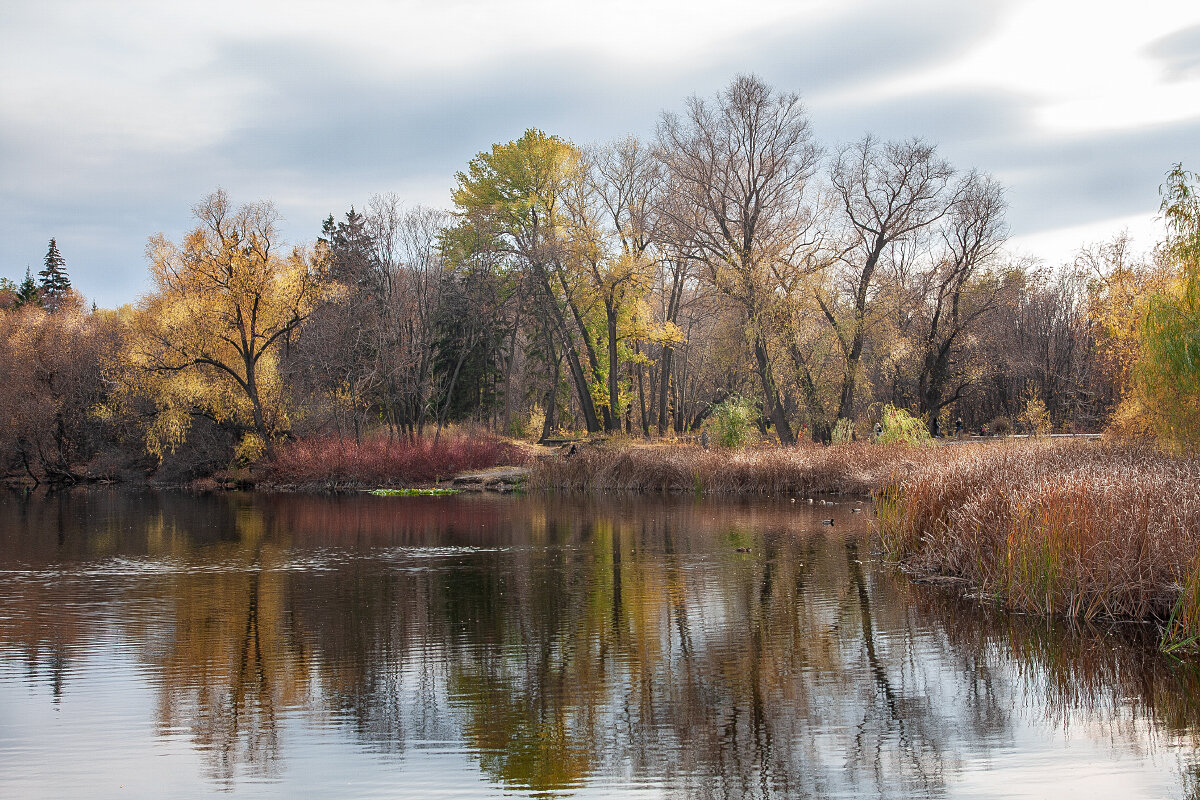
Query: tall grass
268 432 529 488
873 440 1200 646
529 441 946 496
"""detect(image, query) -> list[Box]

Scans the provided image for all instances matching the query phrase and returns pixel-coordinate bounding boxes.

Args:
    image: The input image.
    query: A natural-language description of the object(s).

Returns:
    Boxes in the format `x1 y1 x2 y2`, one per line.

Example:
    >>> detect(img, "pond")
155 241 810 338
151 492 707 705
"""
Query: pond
0 490 1198 798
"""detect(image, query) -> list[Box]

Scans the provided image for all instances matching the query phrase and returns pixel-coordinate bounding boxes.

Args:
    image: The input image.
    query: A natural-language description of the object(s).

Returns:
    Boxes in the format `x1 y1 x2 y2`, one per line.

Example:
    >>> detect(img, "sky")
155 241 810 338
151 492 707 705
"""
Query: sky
2 0 1198 308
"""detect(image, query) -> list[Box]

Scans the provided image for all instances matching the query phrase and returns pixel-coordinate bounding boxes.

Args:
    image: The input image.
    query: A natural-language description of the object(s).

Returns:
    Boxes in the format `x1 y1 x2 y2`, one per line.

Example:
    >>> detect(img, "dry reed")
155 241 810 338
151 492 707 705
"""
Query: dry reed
528 441 945 496
872 439 1200 644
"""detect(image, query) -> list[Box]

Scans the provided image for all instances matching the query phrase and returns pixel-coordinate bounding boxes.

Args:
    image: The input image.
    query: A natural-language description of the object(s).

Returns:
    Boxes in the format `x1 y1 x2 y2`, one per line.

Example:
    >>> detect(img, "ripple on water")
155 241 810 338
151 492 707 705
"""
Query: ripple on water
0 492 1197 799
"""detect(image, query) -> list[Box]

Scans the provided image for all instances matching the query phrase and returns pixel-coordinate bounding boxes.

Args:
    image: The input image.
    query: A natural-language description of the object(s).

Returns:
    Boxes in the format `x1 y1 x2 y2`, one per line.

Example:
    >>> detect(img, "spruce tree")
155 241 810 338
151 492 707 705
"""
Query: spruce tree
38 238 71 311
16 267 40 308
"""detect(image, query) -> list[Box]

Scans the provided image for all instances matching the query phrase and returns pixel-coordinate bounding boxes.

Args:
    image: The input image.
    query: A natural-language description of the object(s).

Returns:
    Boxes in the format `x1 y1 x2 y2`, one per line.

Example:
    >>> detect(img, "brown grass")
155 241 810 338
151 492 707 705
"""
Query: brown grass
873 439 1200 643
528 440 945 496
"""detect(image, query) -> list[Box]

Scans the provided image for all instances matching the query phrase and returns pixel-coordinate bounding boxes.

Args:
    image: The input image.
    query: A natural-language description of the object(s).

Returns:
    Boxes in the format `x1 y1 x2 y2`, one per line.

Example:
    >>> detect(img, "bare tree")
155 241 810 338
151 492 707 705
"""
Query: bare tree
657 74 822 443
822 136 957 424
369 198 451 437
914 172 1008 424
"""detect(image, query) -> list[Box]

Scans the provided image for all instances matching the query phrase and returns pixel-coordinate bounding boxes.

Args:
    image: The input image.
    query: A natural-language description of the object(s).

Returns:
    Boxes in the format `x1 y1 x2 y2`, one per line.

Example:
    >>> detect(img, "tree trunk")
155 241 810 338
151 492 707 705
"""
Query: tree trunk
534 267 602 433
243 358 276 460
635 344 649 437
606 302 621 433
787 342 831 443
753 333 795 444
656 345 674 436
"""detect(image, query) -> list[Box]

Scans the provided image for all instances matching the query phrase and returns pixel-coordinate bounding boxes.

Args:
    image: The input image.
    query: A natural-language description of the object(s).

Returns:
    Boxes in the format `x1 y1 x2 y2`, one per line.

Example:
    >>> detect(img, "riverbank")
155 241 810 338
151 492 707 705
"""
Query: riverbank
873 440 1200 648
529 437 1200 648
9 433 1199 645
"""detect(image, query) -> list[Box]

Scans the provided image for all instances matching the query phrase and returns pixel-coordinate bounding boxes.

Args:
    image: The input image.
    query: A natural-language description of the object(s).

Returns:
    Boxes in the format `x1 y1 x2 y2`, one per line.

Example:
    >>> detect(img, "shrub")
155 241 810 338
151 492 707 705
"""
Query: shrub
1018 390 1052 436
987 416 1011 436
831 418 855 445
875 404 933 446
709 395 757 448
269 432 528 487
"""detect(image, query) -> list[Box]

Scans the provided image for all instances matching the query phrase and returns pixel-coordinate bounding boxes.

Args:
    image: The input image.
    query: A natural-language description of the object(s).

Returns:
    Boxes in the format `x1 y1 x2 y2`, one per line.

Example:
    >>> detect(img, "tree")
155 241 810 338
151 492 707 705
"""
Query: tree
575 137 675 432
449 129 608 434
1130 164 1200 448
1077 233 1164 424
821 136 957 427
38 238 72 312
913 172 1008 426
372 199 454 437
288 206 382 442
124 189 330 461
15 267 40 308
319 206 374 288
0 277 16 310
657 74 823 444
0 304 120 482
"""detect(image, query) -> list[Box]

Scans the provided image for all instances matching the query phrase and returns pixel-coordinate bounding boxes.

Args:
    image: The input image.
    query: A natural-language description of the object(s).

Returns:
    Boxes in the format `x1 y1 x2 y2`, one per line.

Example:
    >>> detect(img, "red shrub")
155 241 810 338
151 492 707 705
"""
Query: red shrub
269 433 528 487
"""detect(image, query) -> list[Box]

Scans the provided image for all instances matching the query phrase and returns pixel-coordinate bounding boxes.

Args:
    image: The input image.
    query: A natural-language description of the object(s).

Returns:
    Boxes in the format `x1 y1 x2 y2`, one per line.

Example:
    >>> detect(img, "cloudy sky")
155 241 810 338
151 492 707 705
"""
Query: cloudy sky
2 0 1198 307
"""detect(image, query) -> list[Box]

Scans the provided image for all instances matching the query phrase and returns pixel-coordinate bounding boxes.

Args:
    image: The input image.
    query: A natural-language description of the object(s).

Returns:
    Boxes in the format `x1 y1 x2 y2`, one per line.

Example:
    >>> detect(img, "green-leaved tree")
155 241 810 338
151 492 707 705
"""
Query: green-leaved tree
1132 164 1200 449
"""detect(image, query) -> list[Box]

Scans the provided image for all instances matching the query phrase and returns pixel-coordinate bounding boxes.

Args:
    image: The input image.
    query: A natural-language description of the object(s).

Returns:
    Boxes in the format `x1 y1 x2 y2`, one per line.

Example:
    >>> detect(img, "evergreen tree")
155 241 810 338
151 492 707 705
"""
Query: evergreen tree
16 267 41 308
318 208 375 289
38 238 71 311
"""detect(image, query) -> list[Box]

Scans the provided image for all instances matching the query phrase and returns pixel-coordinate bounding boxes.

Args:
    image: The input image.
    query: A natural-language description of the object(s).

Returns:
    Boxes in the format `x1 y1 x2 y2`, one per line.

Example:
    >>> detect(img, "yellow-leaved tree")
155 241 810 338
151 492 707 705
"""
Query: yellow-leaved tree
121 190 331 461
1104 166 1200 449
1134 164 1200 449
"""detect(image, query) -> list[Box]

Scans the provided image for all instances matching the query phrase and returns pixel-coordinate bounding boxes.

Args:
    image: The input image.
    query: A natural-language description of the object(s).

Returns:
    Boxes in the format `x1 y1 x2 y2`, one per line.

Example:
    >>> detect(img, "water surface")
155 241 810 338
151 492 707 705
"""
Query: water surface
1 490 1198 798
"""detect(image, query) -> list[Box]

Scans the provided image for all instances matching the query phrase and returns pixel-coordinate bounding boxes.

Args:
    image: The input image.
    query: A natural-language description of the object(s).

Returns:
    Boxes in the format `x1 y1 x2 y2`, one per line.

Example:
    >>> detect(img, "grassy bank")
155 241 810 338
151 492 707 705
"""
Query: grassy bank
528 440 945 495
873 440 1200 648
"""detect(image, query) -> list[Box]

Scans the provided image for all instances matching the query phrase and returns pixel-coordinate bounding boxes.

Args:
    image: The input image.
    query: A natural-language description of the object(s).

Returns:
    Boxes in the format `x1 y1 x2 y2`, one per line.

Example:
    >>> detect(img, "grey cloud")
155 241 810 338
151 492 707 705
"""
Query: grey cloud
0 0 1184 306
956 116 1199 236
206 0 1019 180
1146 24 1200 81
796 84 1200 239
737 0 1015 95
809 87 1034 153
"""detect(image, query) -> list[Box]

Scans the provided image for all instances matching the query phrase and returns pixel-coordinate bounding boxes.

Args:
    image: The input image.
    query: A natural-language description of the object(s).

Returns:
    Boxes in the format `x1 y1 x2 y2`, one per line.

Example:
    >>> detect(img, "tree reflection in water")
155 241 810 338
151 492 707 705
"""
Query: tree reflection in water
0 490 1198 797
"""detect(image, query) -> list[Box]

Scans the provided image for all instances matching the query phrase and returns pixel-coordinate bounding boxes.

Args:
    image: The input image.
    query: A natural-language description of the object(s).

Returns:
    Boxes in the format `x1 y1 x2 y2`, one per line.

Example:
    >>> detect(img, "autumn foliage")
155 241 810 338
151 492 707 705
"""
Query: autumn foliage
119 190 330 462
0 302 121 482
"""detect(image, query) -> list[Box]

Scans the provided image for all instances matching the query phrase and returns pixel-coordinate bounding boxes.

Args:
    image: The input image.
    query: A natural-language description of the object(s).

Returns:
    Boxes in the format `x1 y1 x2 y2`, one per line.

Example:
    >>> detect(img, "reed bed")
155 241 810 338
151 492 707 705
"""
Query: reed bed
528 441 947 496
268 432 529 488
873 440 1200 645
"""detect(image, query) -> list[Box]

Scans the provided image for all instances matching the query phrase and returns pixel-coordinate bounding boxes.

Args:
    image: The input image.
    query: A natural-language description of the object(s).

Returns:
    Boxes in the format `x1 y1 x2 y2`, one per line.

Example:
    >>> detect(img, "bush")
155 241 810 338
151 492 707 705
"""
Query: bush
709 395 757 448
875 404 933 446
831 418 855 445
1018 390 1052 436
987 416 1011 436
269 432 528 487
